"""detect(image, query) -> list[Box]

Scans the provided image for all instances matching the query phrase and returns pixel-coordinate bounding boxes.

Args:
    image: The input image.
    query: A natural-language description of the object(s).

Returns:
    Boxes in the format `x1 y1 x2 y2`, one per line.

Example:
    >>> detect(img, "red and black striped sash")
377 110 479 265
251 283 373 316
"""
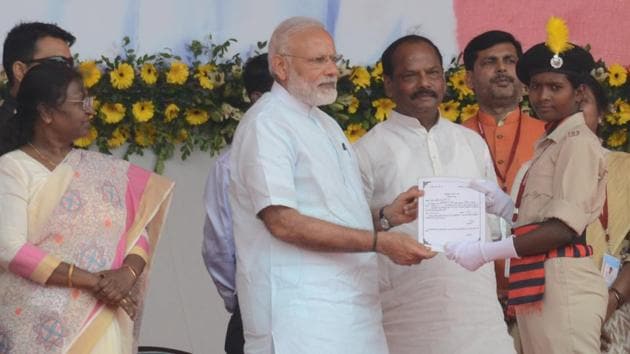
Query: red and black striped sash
506 223 593 316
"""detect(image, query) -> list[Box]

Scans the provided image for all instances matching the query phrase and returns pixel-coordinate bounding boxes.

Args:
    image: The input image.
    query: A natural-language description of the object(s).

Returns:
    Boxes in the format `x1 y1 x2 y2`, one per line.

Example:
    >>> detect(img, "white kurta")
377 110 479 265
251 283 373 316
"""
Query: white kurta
229 83 388 354
354 111 515 354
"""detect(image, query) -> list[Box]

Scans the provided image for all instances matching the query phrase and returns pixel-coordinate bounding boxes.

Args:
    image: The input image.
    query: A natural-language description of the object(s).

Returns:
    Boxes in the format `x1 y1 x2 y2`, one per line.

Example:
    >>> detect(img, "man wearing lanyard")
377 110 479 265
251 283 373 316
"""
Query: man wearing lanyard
462 30 545 193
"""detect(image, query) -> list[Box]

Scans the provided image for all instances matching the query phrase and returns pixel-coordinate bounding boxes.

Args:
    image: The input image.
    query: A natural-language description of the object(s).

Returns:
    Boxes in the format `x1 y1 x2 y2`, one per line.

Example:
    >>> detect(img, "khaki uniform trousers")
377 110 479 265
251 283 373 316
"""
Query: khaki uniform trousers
517 257 607 354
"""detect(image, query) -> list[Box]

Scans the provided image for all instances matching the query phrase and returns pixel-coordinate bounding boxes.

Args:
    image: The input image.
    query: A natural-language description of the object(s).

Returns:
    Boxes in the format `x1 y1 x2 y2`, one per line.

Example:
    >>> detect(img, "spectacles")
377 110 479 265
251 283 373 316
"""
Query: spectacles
26 55 74 67
66 96 94 112
281 53 343 66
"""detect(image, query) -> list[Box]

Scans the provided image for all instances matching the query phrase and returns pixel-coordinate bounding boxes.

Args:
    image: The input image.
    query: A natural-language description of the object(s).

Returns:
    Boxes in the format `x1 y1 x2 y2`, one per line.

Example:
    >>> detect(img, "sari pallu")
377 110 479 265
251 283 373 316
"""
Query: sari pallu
0 150 174 354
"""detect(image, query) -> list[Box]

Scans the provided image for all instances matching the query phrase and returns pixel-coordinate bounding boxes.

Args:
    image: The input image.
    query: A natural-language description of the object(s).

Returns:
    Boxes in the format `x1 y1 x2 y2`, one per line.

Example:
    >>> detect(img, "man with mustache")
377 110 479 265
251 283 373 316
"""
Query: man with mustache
354 35 515 353
228 18 435 354
461 32 546 352
462 31 545 194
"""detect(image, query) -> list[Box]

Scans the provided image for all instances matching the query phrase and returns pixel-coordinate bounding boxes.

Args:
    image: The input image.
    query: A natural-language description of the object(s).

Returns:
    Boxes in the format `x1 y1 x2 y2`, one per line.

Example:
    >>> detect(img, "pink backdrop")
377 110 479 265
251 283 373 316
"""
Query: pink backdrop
455 0 630 65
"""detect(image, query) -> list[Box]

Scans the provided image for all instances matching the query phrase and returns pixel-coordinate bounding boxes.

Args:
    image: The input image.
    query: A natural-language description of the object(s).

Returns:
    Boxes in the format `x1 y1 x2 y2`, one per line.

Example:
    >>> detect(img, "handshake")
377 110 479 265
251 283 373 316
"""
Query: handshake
444 179 519 271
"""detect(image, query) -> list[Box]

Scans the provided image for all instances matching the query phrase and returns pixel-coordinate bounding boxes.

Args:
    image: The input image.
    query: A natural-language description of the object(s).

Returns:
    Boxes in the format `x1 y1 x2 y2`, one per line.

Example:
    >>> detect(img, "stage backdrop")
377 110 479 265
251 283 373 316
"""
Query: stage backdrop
1 1 628 352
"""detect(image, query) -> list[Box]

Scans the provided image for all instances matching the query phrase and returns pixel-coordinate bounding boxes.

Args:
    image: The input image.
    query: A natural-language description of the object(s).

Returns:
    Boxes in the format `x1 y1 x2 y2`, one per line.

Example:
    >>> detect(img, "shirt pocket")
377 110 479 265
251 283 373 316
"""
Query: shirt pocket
520 166 554 220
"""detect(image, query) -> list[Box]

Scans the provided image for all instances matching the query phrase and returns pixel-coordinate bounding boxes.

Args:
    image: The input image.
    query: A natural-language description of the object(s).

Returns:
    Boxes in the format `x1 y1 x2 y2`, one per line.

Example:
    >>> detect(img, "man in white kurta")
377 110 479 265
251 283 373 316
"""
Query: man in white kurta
228 18 434 354
354 35 515 354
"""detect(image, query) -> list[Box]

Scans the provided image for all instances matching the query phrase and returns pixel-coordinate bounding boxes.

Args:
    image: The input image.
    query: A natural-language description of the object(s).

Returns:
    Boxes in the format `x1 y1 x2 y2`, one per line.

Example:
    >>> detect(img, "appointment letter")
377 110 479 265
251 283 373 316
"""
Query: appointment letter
418 177 485 252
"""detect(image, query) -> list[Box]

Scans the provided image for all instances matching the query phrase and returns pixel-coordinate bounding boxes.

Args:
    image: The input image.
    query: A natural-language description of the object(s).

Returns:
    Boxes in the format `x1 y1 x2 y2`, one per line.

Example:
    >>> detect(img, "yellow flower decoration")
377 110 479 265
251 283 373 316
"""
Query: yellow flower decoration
351 66 371 90
197 63 216 76
372 98 396 122
371 62 383 81
198 75 214 89
348 96 360 114
164 103 180 122
109 63 134 90
439 100 461 122
613 99 630 125
167 60 189 85
606 129 627 148
73 126 98 147
79 61 101 88
174 128 189 143
185 108 209 125
107 126 129 149
140 63 158 85
449 69 473 99
134 124 157 147
608 64 628 87
460 104 479 122
344 123 367 143
100 103 126 124
132 100 155 122
196 63 217 89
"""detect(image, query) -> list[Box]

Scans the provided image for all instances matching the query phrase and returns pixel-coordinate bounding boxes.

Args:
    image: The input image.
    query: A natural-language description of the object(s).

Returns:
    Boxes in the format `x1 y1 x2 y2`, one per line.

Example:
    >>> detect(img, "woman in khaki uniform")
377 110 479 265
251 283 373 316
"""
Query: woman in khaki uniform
445 18 608 353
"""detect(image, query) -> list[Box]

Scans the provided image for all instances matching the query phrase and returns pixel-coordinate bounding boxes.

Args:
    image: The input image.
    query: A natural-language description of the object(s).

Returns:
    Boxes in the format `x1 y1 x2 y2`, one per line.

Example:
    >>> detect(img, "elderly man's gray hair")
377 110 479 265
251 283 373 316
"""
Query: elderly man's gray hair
268 17 326 77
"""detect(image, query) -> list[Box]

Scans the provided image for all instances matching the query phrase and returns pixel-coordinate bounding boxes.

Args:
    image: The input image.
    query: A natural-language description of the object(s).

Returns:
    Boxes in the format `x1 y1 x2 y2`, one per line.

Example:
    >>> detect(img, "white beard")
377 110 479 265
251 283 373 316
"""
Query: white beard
286 67 337 107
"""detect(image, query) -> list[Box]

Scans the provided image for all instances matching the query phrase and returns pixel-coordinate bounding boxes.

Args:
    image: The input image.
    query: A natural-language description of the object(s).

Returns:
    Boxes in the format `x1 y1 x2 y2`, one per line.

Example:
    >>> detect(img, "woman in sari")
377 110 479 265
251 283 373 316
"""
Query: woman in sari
582 76 630 354
0 61 174 353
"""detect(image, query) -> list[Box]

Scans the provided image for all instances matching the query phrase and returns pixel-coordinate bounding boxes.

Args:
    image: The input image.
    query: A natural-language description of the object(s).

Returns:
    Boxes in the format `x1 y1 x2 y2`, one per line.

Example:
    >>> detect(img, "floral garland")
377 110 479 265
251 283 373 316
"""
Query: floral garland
2 37 628 172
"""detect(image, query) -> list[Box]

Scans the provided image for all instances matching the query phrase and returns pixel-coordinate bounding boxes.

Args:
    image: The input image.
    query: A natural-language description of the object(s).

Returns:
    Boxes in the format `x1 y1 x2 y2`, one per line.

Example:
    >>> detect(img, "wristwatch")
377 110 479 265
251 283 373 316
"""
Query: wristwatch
379 206 391 231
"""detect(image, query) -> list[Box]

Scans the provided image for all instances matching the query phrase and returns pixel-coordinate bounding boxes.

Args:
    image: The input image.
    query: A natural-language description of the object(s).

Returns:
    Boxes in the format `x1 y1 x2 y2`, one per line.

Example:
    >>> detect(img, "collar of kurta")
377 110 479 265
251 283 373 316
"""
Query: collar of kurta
270 81 318 117
476 107 521 127
544 112 586 143
388 110 447 133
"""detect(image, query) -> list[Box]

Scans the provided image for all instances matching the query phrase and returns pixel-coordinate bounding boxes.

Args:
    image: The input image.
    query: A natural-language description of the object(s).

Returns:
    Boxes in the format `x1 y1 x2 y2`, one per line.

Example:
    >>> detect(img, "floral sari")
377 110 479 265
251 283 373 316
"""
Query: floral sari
0 149 174 353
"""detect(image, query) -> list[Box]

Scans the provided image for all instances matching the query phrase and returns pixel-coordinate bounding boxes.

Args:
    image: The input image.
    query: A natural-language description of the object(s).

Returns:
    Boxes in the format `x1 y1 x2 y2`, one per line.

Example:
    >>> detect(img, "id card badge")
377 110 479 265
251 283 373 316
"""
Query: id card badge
601 253 621 288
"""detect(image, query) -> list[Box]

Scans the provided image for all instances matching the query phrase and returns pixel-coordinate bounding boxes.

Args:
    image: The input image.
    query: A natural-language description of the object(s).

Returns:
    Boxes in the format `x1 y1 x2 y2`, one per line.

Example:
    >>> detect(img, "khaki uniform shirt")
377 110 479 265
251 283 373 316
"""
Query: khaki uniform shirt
514 112 607 234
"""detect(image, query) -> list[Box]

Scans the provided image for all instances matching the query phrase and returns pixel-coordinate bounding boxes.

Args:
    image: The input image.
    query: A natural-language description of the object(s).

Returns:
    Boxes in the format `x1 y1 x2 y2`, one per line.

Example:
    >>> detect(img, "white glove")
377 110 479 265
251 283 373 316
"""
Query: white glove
469 179 514 221
444 237 518 271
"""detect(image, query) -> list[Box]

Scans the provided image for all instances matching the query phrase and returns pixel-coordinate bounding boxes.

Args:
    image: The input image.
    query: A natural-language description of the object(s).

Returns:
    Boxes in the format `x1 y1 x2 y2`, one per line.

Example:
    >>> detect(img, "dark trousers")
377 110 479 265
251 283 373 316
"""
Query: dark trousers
224 301 244 354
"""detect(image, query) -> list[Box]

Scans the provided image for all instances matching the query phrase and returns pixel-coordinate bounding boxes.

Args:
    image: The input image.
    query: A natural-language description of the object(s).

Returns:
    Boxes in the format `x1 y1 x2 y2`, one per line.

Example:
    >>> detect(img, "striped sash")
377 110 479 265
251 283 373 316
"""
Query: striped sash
507 223 593 316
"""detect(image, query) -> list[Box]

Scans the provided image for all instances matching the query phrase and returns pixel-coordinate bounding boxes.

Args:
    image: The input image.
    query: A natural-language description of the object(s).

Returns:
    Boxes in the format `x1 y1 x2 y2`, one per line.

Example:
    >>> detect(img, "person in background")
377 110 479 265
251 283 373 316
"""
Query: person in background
463 30 545 193
1 22 75 124
0 62 174 353
446 18 608 353
201 53 273 354
582 76 630 353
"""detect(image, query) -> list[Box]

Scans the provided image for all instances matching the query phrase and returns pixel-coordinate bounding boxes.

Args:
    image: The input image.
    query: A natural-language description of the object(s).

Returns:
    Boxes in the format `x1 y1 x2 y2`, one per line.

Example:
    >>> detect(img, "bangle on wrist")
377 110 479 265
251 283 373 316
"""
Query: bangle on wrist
371 230 379 252
67 263 75 288
124 265 138 282
610 287 625 309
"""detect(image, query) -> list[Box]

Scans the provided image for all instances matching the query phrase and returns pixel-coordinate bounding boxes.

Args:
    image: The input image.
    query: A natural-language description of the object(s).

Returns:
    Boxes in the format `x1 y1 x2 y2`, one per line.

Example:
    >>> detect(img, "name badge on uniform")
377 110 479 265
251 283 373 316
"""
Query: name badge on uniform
601 253 621 288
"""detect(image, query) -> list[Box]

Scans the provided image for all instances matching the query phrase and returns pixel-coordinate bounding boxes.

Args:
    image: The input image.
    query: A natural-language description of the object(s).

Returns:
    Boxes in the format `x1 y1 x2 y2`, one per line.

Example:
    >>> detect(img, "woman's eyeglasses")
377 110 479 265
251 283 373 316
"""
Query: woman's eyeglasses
66 96 94 112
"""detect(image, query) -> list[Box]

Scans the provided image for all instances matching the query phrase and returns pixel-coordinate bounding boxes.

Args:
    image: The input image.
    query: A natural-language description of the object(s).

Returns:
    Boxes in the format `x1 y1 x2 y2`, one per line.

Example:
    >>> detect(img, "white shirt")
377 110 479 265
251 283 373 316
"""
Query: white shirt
229 83 388 354
354 111 515 354
201 148 237 313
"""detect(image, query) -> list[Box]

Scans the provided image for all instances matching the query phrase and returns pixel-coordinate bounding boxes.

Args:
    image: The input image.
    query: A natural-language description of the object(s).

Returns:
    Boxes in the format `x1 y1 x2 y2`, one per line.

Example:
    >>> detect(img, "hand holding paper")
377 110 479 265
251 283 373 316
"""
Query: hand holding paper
382 186 423 227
